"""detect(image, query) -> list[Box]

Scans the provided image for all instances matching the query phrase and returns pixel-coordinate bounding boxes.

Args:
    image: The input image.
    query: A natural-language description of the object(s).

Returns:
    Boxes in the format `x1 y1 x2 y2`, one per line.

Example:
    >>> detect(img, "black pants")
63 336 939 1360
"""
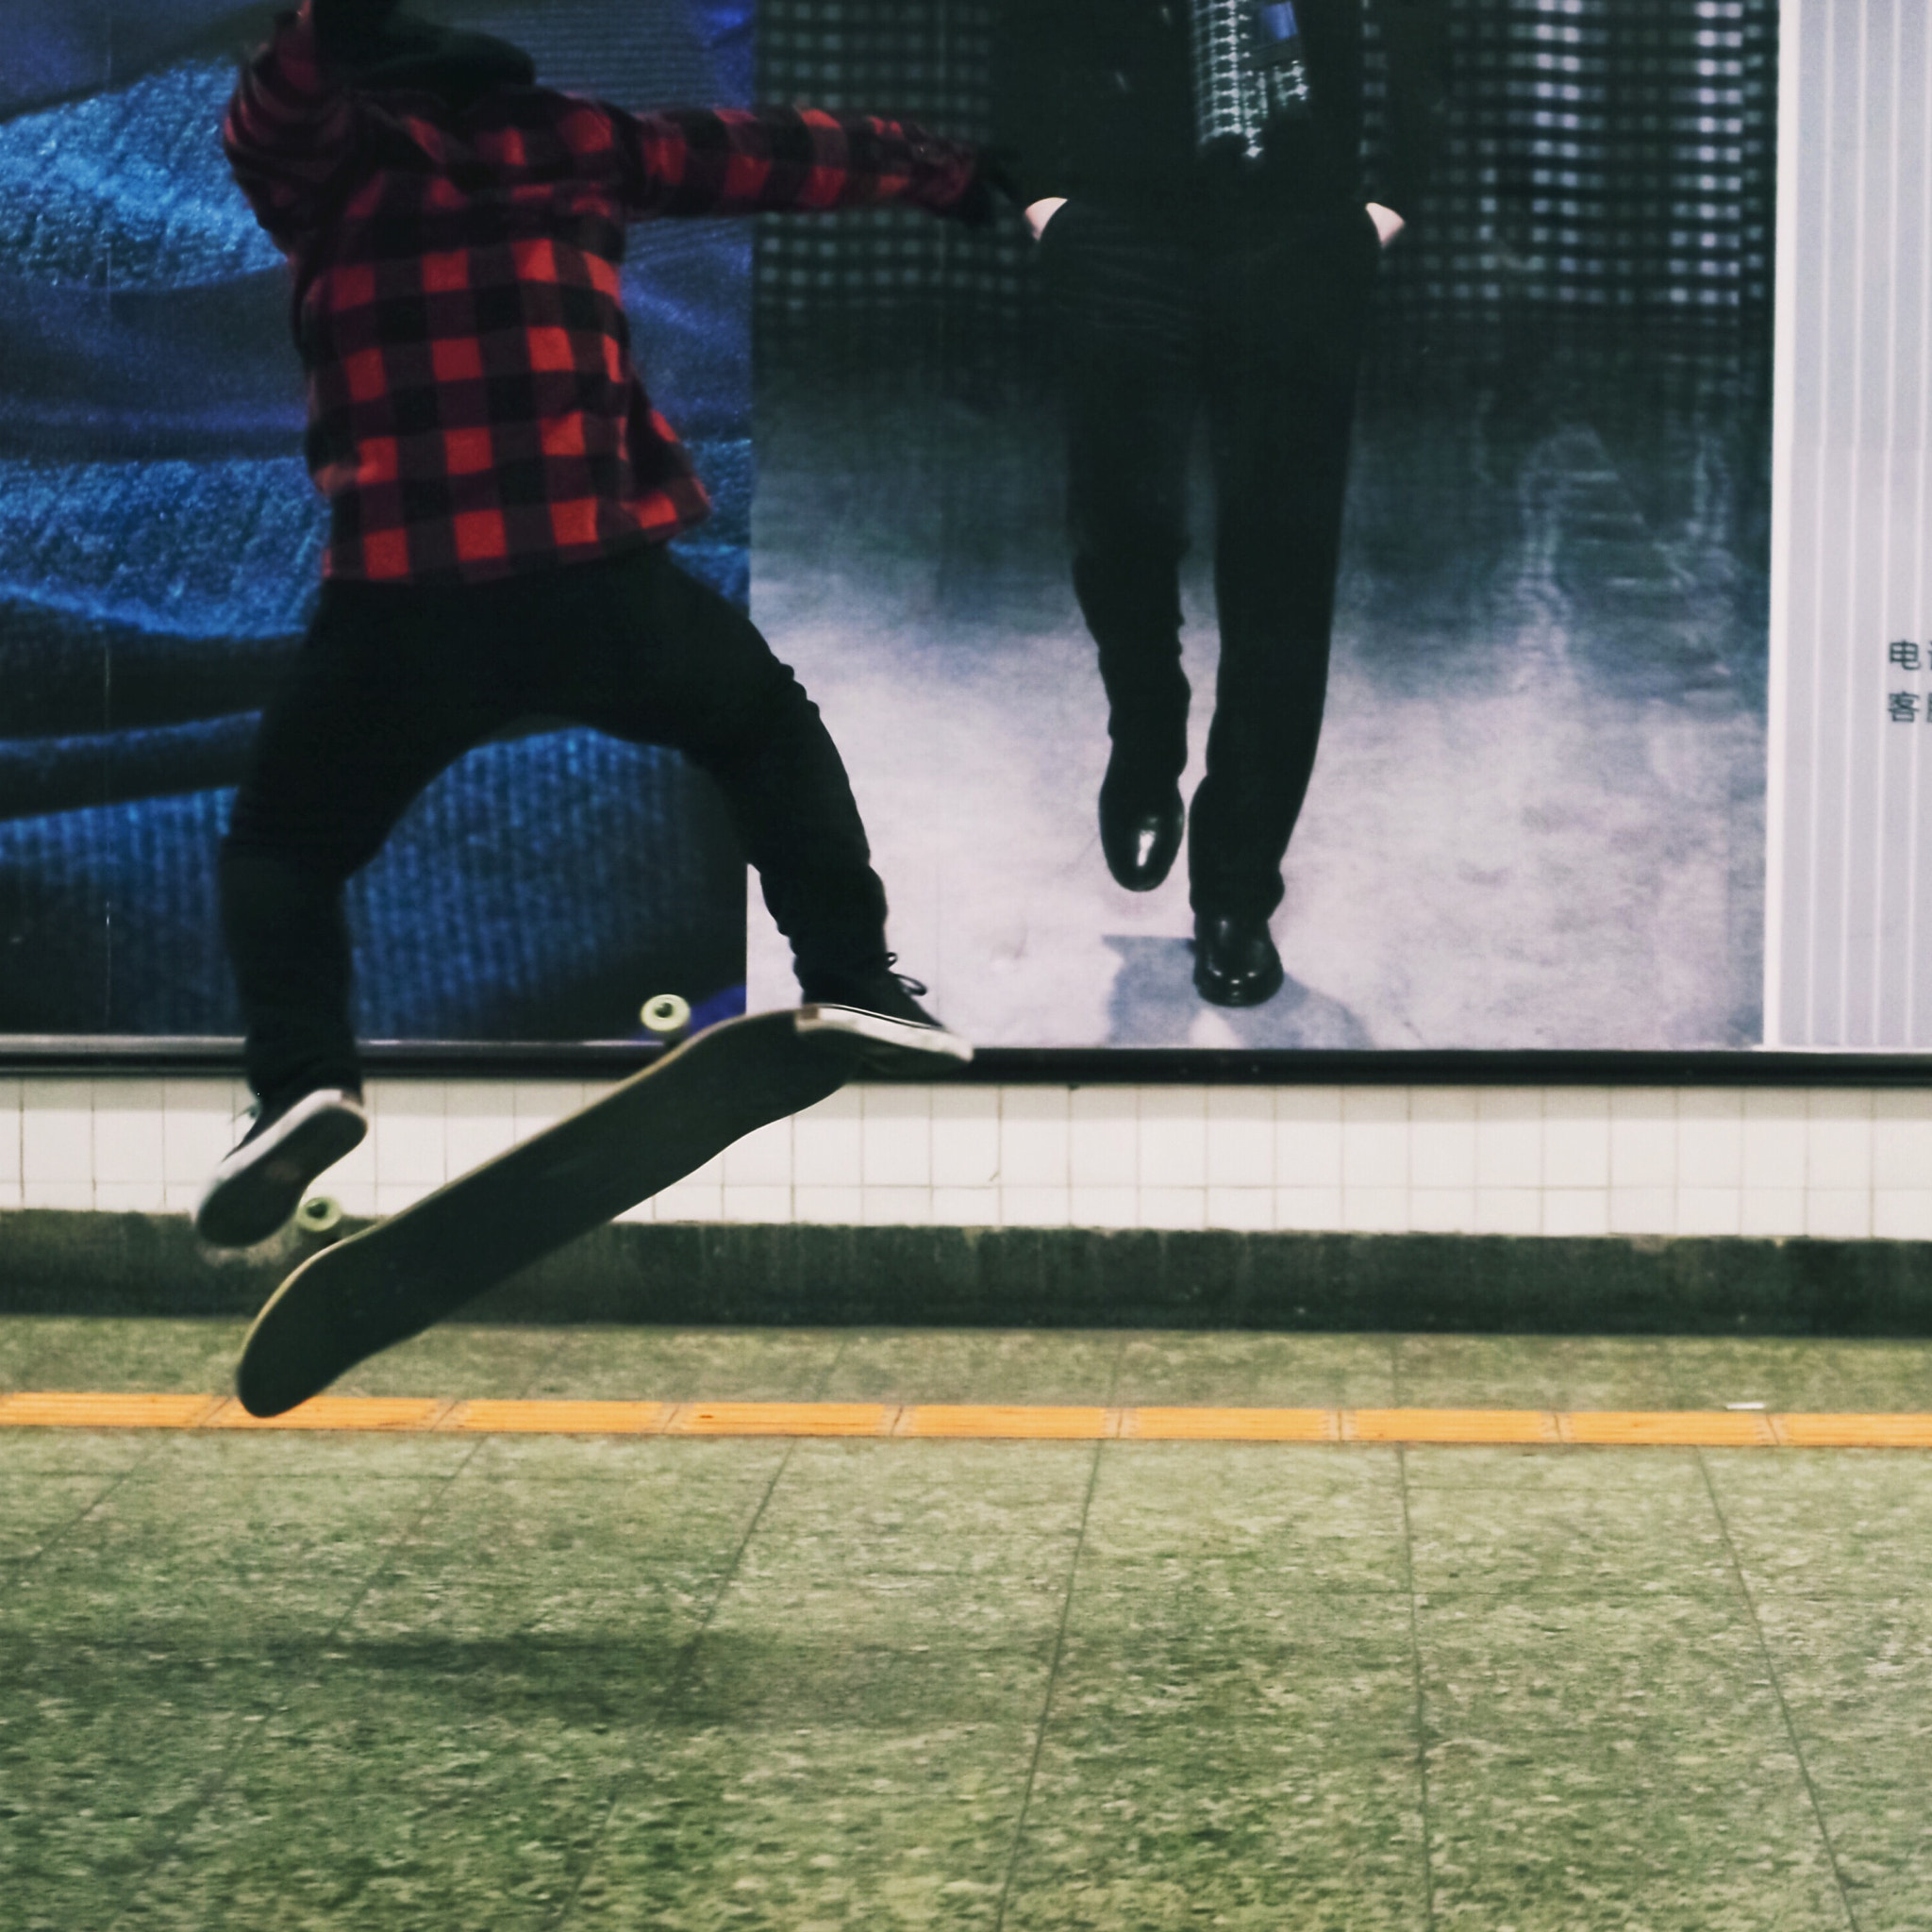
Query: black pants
1041 196 1377 921
222 544 888 1104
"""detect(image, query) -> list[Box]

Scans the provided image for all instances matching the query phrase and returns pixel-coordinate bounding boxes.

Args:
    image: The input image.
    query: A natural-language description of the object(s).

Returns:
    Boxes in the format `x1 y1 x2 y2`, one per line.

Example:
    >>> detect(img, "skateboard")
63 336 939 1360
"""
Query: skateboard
235 1008 867 1418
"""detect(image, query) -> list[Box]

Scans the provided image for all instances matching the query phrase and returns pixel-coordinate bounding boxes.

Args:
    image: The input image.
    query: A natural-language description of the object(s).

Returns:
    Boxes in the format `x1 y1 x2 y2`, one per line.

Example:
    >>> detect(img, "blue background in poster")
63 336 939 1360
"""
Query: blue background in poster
0 0 753 1041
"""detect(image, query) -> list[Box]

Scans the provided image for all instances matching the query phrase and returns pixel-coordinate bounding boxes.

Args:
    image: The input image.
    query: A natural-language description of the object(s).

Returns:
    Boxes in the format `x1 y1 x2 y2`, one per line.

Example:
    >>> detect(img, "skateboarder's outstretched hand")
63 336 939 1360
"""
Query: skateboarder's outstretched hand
942 148 1024 230
311 0 402 63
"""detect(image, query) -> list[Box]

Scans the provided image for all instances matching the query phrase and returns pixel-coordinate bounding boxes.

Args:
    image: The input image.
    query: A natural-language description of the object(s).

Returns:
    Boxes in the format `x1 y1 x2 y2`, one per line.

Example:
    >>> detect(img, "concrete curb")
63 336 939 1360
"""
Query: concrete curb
3 1211 1932 1335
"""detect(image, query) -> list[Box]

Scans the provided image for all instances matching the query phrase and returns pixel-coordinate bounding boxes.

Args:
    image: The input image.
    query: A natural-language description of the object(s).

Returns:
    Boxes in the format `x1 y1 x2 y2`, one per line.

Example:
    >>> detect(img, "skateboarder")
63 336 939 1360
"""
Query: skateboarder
198 0 1006 1247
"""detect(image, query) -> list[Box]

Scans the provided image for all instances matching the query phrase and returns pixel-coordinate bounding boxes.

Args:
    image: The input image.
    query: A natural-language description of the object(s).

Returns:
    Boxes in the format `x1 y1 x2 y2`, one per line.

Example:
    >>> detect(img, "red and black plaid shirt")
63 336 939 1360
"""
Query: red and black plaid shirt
225 5 978 583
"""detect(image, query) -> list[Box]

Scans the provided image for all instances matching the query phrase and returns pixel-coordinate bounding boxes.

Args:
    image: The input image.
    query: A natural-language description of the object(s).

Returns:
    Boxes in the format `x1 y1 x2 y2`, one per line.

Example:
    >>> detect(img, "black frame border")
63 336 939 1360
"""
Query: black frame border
2 1037 1929 1086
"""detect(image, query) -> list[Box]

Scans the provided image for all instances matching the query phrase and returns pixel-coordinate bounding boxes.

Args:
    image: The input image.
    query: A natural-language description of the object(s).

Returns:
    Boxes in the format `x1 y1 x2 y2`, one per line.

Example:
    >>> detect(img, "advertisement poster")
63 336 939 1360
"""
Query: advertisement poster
1 0 1780 1058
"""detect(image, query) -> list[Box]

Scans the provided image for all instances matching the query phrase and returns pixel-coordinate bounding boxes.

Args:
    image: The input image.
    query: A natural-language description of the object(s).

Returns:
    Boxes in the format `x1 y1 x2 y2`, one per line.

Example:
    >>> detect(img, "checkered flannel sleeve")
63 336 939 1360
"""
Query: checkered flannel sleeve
223 4 360 249
1372 0 1452 221
577 103 981 225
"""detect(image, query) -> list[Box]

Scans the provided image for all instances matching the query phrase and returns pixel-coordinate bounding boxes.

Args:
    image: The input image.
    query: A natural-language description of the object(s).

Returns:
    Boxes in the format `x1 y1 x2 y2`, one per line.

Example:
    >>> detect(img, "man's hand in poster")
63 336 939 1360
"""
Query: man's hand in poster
1364 202 1406 246
1023 196 1067 239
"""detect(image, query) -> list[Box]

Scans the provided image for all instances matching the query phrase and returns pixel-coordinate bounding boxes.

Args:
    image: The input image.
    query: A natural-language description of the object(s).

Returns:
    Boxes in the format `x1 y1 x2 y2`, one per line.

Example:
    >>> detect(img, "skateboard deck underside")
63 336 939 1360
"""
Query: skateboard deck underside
236 1011 858 1417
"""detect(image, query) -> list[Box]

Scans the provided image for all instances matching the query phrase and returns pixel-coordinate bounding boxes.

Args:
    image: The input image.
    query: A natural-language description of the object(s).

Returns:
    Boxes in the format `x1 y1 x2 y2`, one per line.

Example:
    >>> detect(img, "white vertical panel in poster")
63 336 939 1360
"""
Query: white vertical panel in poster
1769 0 1932 1045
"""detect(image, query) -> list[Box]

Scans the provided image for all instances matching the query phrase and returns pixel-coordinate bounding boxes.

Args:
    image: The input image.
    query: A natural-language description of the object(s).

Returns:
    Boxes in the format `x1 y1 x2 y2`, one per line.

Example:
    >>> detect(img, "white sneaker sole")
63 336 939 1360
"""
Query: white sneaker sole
795 1005 974 1062
194 1090 369 1249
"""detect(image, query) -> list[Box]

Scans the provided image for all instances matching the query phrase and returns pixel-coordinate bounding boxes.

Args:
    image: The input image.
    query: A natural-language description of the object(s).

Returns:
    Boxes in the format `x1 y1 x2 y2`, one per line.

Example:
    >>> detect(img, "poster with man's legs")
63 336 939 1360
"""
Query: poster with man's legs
746 0 1774 1051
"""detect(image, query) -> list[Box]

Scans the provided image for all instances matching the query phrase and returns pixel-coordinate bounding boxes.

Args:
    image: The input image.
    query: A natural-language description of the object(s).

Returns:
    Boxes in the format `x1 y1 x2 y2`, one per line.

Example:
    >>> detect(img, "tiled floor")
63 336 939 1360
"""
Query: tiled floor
5 1321 1931 1929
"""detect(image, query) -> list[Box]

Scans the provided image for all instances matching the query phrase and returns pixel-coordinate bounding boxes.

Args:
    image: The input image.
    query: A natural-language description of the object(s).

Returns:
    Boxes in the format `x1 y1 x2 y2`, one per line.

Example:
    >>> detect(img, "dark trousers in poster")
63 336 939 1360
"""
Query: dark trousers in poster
222 545 886 1103
1041 195 1379 922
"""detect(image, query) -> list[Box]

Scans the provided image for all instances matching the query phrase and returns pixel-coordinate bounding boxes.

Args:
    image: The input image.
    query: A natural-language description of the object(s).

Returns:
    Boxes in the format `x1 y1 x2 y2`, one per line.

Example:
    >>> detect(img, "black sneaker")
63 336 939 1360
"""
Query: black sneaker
194 1088 369 1249
797 957 974 1063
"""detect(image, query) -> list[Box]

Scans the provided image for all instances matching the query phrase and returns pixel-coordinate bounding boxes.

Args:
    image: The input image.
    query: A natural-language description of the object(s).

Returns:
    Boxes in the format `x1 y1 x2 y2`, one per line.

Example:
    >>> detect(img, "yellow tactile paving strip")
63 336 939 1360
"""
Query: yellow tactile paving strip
4 1391 1932 1447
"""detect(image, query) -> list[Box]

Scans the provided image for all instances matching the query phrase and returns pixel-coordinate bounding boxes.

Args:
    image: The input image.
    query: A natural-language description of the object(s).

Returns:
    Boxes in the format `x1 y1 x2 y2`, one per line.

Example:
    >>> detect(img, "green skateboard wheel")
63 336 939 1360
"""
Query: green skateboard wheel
640 993 691 1036
295 1195 343 1234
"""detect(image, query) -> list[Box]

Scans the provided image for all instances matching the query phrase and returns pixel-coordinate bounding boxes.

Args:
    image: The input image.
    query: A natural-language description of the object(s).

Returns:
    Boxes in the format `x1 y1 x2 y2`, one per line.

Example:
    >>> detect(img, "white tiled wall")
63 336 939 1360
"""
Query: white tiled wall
8 1077 1932 1241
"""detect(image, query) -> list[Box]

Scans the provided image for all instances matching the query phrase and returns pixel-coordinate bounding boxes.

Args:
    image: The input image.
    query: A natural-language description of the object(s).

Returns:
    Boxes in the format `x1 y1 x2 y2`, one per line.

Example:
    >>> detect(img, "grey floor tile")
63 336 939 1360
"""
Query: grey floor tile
0 1315 245 1394
525 1326 852 1402
1080 1443 1409 1591
1420 1592 1852 1931
1392 1334 1688 1412
573 1724 1036 1929
1053 1581 1418 1743
676 1605 1060 1732
1703 1449 1932 1599
138 1427 480 1480
0 1430 158 1476
0 1474 126 1562
1418 1585 1760 1739
330 1322 572 1399
1404 1445 1737 1599
460 1431 791 1483
343 1572 725 1670
347 1475 770 1656
113 1655 642 1932
1402 1443 1707 1489
680 1459 1074 1707
751 1438 1099 1553
0 1315 53 1387
1752 1595 1932 1932
1113 1330 1398 1408
600 1480 1072 1921
4 1467 452 1647
695 1446 1089 1710
1003 1551 1426 1928
822 1328 1124 1405
1429 1787 1850 1931
711 1550 1074 1691
1005 1728 1427 1932
0 1640 274 1932
1668 1339 1932 1415
431 1455 786 1559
